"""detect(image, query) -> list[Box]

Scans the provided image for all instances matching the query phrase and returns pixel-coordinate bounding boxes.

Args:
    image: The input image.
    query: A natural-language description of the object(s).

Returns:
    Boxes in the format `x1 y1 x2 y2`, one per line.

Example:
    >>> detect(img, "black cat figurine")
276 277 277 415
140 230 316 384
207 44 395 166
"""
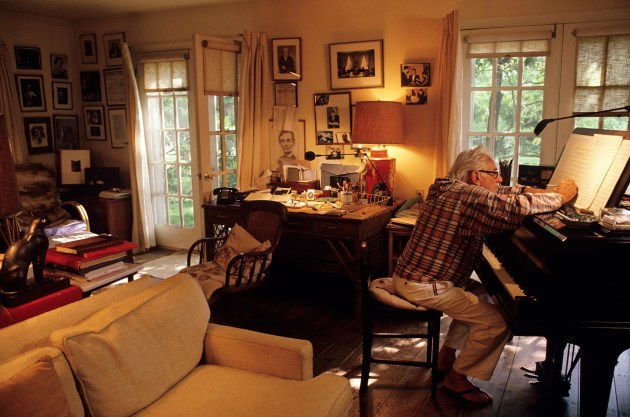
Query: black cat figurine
0 218 48 293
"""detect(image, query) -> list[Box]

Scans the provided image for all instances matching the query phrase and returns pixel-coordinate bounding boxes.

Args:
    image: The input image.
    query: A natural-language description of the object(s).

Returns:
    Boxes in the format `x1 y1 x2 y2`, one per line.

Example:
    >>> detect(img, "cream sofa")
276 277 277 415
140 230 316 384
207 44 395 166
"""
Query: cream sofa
0 274 352 417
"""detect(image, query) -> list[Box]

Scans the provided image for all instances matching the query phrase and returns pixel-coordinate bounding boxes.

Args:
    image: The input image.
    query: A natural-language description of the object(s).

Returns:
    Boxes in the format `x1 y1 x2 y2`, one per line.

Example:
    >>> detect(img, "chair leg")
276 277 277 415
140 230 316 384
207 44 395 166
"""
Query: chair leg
360 309 374 395
429 316 440 399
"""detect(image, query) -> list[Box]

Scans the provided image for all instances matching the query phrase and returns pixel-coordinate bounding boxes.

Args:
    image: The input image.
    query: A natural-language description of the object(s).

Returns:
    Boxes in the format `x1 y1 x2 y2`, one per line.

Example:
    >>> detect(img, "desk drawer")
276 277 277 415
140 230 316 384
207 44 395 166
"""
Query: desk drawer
284 217 313 233
313 219 357 237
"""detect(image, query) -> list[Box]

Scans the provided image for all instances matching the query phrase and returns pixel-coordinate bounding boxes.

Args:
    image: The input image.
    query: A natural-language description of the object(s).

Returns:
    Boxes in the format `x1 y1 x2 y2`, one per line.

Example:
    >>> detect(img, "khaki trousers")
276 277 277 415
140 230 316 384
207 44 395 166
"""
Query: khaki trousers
393 275 510 381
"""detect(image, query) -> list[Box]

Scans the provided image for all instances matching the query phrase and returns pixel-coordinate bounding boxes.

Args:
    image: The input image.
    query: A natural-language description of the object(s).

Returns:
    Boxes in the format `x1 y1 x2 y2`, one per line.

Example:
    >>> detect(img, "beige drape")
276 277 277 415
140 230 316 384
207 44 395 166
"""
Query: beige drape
122 43 156 251
237 31 271 190
0 43 28 163
433 10 462 177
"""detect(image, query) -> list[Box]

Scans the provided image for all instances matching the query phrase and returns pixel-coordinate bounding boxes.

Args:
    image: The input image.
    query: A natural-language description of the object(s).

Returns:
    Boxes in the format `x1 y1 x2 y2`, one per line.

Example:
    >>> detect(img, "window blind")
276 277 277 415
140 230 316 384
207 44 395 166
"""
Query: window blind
202 40 241 96
463 29 553 58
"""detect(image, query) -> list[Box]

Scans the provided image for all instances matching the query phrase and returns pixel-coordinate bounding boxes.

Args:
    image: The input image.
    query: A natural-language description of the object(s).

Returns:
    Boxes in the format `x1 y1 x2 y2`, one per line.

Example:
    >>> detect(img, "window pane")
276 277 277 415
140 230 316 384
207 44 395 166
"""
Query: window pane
166 164 178 195
226 172 238 188
494 90 517 132
151 164 165 194
153 196 166 225
168 197 180 227
226 134 237 169
470 136 490 148
471 91 491 131
149 130 163 162
472 58 492 87
223 96 236 131
522 56 545 86
210 134 222 170
574 117 599 129
518 136 541 166
176 95 189 129
181 165 192 196
603 115 628 130
182 198 194 228
162 96 174 128
495 136 515 162
179 131 190 163
164 130 176 162
521 90 544 132
497 57 518 87
208 96 220 131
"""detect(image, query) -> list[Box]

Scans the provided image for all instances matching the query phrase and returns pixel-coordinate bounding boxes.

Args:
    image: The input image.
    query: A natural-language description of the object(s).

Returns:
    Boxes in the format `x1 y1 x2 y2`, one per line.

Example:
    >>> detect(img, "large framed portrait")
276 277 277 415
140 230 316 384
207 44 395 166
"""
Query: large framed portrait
52 81 73 110
79 34 97 64
53 115 80 150
14 46 41 70
15 75 46 112
23 117 53 155
329 39 383 90
83 105 106 140
80 71 102 102
269 119 305 169
401 63 430 87
103 32 125 67
271 38 302 81
313 92 352 145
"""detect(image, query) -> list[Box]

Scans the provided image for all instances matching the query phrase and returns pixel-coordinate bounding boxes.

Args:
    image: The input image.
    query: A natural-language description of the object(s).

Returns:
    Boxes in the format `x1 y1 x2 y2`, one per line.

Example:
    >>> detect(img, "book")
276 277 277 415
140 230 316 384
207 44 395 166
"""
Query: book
46 250 129 271
46 253 127 274
78 240 138 259
55 235 124 255
244 187 292 202
81 261 127 281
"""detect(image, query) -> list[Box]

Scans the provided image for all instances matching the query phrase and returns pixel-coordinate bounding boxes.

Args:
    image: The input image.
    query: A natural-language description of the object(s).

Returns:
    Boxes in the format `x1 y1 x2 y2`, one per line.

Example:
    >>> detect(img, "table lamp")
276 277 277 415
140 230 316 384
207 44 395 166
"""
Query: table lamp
0 115 22 249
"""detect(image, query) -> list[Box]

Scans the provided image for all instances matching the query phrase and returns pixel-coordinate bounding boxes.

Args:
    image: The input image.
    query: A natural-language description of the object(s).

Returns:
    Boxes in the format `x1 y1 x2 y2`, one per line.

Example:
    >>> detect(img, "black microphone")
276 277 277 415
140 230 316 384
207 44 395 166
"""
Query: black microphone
304 151 318 161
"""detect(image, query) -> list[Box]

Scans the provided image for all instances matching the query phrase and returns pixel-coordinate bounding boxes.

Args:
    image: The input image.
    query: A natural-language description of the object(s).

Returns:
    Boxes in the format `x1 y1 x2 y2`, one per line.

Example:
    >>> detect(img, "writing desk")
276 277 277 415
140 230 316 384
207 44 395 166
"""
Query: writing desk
203 202 397 317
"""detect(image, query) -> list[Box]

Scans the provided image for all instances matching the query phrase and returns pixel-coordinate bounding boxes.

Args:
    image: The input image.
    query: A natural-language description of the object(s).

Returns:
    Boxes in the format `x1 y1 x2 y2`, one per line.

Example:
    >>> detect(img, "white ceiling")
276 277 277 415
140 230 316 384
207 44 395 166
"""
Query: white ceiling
0 0 247 21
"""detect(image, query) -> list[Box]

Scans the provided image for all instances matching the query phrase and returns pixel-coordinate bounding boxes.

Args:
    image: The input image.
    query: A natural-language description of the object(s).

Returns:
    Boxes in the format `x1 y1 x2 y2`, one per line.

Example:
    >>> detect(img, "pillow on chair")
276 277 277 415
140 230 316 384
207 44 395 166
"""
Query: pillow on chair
214 223 265 270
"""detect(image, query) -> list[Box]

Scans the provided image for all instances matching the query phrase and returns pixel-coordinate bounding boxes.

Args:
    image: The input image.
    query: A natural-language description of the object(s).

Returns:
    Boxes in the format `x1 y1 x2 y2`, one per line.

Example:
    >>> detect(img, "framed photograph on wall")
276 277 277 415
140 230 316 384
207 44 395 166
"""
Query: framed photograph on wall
274 82 298 107
401 63 430 87
271 38 302 81
52 81 73 110
50 54 69 79
103 32 125 67
269 119 305 168
313 92 352 145
405 88 428 105
83 105 106 140
103 68 126 106
80 71 102 102
53 115 80 150
23 117 53 155
108 108 128 148
79 34 98 64
14 46 41 69
326 145 345 160
328 39 383 90
15 75 46 112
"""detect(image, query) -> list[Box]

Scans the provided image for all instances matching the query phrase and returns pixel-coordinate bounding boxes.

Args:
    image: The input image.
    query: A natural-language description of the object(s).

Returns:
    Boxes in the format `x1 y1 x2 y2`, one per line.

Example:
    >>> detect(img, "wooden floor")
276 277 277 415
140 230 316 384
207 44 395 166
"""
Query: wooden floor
135 250 630 417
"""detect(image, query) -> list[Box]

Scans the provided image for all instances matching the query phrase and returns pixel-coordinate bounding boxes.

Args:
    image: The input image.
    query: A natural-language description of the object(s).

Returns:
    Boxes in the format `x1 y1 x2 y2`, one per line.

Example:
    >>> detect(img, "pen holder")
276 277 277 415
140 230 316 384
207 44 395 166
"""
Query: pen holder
340 191 353 205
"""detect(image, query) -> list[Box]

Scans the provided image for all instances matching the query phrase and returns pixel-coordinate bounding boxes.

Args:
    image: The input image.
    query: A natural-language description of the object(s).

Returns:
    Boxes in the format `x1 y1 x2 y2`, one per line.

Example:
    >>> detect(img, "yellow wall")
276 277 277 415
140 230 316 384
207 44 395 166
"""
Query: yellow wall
2 0 629 198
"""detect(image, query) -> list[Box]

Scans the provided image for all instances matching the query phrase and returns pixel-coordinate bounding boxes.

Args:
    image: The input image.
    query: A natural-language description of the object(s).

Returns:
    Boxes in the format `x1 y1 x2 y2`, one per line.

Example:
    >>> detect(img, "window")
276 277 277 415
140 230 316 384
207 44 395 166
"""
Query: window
142 57 194 228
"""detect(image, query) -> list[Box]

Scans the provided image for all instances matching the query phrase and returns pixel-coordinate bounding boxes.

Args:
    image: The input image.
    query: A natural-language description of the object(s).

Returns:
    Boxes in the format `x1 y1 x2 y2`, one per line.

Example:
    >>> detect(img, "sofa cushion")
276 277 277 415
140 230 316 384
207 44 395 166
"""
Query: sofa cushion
0 347 84 417
50 274 209 417
133 364 352 417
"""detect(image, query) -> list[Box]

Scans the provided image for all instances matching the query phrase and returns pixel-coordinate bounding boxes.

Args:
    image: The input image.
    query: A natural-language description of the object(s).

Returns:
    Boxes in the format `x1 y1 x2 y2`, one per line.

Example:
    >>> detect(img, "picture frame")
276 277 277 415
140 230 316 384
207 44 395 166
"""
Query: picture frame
15 75 46 112
23 117 53 155
274 82 298 107
405 87 428 105
53 115 80 150
326 145 345 160
14 46 41 70
79 34 98 64
50 54 69 79
52 81 73 110
329 39 383 90
103 68 126 106
103 32 125 67
313 92 352 145
271 38 302 81
401 63 430 87
108 107 128 148
269 119 305 168
83 105 106 140
80 71 102 102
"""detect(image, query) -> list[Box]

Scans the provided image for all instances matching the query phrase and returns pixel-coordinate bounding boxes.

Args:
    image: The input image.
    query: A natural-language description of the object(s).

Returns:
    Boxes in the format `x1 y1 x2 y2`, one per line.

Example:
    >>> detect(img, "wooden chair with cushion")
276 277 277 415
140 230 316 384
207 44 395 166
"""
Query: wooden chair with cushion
359 241 443 399
180 200 288 309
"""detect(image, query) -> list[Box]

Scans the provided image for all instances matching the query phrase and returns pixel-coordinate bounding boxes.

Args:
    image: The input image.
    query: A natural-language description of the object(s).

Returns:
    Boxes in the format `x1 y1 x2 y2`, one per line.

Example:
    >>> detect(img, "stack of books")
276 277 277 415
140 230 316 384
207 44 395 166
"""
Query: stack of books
46 235 138 282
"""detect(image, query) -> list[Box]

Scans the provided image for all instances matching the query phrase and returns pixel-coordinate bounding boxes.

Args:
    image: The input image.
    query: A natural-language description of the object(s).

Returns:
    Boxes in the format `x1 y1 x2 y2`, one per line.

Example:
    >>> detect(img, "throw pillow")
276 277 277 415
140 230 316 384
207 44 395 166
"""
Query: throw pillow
0 355 74 417
213 223 262 271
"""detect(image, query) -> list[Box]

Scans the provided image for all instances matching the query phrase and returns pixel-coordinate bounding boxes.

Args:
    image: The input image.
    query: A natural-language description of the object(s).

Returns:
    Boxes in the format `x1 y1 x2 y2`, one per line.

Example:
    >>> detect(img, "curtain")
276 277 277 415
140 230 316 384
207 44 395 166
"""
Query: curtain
0 43 28 163
433 10 461 177
237 31 271 190
122 43 156 251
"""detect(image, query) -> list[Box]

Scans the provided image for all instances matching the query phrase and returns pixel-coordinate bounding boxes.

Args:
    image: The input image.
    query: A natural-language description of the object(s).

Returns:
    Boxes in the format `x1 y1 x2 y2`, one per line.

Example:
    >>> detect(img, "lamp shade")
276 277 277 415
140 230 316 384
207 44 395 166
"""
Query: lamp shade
352 101 403 146
0 115 21 218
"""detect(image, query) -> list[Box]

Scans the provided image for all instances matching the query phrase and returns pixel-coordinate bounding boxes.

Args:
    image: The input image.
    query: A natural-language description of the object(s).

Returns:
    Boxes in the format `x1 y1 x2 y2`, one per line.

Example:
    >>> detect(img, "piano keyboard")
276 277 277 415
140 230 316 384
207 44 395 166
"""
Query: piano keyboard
482 244 526 299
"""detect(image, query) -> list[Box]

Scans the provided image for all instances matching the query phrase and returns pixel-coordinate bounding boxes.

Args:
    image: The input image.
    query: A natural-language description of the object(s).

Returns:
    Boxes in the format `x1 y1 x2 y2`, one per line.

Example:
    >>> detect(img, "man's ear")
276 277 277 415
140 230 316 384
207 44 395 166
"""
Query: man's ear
469 170 481 185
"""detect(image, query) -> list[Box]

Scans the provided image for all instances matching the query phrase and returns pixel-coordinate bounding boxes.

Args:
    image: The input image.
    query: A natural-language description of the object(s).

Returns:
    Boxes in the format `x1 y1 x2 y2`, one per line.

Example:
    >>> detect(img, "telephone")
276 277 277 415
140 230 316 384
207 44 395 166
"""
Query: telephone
213 187 238 205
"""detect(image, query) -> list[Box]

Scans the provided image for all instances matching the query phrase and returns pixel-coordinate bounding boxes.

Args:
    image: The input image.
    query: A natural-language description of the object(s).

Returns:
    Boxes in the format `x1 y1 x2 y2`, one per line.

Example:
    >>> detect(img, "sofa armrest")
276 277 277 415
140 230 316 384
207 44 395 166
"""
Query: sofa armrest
202 323 313 381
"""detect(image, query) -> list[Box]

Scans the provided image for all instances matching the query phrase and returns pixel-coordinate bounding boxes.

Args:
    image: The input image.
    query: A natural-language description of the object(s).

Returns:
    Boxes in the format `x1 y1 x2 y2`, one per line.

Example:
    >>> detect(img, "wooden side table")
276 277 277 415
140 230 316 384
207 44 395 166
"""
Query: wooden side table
77 196 133 240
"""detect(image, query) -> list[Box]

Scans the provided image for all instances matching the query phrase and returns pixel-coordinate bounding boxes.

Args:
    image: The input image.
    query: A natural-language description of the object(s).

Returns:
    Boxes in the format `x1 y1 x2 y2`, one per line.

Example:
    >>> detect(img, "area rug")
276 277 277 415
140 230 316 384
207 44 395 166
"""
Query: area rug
138 253 189 279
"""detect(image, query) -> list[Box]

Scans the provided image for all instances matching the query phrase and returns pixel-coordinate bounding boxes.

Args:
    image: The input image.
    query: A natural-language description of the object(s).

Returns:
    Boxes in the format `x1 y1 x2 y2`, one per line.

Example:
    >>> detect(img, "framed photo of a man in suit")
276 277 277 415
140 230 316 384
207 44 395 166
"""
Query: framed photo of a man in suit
272 38 302 81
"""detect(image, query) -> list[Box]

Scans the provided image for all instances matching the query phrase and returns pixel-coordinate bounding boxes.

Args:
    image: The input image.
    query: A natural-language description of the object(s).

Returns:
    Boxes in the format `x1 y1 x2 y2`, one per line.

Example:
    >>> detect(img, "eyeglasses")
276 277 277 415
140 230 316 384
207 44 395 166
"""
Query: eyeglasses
477 170 500 179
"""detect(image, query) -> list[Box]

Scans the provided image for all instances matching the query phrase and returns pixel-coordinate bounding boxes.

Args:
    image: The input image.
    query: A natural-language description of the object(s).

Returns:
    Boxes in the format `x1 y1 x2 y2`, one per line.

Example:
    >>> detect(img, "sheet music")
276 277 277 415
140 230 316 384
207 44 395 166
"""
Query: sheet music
548 133 624 210
590 138 630 213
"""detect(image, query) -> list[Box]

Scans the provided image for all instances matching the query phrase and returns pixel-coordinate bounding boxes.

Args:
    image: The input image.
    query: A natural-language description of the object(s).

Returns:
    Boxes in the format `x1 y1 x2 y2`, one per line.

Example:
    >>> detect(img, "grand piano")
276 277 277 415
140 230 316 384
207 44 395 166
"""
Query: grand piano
477 129 630 417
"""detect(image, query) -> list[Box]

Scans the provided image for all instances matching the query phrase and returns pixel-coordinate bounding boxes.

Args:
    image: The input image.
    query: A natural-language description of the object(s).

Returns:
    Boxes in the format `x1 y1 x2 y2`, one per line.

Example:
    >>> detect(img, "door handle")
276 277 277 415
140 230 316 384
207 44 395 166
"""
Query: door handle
197 172 214 180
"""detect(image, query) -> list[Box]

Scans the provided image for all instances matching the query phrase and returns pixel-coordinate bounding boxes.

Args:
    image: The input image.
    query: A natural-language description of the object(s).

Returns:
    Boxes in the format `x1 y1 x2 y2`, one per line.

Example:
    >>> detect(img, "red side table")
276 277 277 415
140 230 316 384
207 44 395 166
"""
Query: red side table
0 285 82 328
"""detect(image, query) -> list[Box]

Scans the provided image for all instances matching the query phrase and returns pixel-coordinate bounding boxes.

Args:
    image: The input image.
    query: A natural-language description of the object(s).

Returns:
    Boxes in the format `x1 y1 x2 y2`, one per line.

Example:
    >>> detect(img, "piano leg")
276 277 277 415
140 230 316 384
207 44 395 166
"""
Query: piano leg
578 342 624 417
